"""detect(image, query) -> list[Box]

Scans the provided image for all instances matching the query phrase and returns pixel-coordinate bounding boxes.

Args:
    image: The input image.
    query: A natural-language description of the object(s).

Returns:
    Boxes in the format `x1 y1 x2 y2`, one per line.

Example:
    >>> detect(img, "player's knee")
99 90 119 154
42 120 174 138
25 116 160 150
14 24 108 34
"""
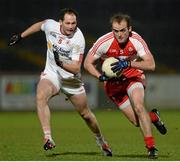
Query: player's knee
80 110 92 120
134 122 140 127
134 103 144 116
36 91 47 105
130 120 139 127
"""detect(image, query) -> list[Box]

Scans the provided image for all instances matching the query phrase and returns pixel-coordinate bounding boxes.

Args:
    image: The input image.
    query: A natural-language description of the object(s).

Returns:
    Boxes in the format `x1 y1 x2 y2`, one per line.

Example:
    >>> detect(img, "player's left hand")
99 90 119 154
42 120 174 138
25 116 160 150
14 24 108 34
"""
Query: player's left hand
53 50 63 67
8 33 22 46
111 60 130 73
99 72 109 82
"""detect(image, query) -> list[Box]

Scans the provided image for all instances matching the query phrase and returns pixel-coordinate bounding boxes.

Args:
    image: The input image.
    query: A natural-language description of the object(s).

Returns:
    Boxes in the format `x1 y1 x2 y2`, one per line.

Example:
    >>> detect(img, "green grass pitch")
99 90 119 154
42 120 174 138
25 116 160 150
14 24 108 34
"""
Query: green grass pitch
0 109 180 160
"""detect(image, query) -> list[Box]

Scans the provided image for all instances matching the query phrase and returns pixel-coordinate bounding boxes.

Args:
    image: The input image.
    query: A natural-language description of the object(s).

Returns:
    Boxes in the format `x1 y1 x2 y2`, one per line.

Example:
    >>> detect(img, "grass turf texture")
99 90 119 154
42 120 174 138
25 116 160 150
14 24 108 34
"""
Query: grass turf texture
0 109 179 160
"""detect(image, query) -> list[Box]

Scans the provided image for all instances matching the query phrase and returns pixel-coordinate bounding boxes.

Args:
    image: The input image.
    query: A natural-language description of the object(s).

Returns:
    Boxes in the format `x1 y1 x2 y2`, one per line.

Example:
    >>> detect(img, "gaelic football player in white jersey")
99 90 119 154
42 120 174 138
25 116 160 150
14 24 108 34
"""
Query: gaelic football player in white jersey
8 8 112 156
84 13 167 158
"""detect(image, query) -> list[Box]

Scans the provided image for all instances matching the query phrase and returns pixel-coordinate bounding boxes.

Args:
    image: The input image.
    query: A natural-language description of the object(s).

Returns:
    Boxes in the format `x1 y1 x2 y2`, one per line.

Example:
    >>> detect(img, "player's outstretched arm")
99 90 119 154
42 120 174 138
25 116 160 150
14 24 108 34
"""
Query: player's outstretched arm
8 21 45 46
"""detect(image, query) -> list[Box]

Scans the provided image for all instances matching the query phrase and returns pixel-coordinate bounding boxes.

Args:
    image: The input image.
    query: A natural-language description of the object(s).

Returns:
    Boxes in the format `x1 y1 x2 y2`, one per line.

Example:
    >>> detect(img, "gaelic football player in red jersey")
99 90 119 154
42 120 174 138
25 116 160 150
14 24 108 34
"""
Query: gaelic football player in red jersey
84 13 167 159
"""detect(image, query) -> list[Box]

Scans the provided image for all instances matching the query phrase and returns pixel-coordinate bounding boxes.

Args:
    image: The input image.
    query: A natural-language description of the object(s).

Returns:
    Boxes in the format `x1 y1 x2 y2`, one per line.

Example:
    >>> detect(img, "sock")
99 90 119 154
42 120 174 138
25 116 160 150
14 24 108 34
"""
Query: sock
95 135 105 144
144 136 155 149
149 111 158 123
43 127 52 140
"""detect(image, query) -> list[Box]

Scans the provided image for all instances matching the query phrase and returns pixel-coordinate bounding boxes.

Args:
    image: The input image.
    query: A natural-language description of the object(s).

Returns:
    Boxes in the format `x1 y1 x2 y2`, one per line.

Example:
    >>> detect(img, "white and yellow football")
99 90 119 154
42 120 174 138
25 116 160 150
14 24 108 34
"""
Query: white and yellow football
102 57 122 78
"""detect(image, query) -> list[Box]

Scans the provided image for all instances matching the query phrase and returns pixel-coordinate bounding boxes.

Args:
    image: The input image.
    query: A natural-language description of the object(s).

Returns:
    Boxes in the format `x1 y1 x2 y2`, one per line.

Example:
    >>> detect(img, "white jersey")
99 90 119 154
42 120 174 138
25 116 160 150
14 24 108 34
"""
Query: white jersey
40 19 85 94
41 19 85 80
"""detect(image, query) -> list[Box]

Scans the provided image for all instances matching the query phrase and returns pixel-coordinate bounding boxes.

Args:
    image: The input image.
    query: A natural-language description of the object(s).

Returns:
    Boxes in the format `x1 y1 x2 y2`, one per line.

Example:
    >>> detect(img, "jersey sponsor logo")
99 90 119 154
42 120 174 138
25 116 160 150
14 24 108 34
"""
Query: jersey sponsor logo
128 46 135 55
109 49 118 54
47 41 52 49
52 44 71 59
128 47 134 52
50 32 57 38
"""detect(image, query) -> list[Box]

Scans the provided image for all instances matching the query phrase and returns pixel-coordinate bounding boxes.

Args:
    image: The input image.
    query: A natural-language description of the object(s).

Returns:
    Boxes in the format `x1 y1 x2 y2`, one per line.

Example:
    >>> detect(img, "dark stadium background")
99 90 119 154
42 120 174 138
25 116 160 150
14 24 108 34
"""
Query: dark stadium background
1 1 180 160
1 0 180 109
0 0 179 73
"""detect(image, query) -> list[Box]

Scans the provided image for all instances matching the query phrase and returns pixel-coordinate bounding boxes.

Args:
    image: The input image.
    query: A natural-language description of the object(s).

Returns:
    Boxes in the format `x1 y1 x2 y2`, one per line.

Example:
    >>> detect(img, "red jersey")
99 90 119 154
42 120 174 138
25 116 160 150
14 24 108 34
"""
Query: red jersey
89 31 151 78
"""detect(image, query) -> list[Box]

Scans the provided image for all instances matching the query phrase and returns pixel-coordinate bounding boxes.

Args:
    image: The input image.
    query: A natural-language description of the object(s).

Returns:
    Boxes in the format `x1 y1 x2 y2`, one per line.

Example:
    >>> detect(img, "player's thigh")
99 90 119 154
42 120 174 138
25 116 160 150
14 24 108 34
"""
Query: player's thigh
37 79 58 100
69 92 88 112
128 82 145 107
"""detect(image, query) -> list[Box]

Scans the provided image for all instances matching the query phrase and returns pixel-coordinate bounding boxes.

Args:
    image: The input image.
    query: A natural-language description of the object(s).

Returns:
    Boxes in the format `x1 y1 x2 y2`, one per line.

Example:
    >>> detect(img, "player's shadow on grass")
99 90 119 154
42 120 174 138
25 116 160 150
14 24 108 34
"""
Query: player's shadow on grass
45 151 99 157
46 152 169 159
113 153 169 159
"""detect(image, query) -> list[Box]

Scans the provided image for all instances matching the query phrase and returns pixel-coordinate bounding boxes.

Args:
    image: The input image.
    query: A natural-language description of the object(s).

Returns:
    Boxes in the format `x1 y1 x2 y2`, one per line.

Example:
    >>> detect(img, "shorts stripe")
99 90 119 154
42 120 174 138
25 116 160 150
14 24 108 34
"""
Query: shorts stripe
118 99 130 110
127 82 144 96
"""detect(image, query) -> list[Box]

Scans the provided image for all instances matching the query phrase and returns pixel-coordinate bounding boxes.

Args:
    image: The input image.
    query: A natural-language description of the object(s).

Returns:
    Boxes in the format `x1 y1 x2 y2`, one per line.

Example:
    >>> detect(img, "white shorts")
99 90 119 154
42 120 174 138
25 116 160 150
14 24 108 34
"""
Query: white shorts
40 69 85 95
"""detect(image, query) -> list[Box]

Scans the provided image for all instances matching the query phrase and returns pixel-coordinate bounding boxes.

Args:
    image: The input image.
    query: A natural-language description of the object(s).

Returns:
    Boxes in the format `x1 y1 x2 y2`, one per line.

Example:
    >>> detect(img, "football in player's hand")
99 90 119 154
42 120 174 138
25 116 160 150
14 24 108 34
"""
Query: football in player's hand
102 57 122 78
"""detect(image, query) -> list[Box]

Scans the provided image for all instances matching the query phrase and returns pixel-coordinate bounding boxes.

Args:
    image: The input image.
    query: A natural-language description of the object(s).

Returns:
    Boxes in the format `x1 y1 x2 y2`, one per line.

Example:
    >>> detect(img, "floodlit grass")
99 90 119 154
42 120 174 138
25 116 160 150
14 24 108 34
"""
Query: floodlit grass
0 109 179 160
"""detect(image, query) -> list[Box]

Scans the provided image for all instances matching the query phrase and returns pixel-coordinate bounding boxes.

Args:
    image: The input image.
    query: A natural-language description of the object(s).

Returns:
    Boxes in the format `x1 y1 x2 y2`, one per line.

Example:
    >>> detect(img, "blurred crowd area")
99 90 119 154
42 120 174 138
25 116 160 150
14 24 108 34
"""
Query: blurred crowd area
0 0 179 74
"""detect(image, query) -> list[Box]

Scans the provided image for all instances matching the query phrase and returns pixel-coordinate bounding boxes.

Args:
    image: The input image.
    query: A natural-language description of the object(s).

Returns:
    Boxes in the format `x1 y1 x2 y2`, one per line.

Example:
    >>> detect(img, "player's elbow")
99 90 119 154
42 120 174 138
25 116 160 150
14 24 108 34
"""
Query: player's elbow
66 65 80 74
148 54 156 71
73 66 81 74
146 58 155 71
84 54 95 73
150 62 155 71
83 59 90 71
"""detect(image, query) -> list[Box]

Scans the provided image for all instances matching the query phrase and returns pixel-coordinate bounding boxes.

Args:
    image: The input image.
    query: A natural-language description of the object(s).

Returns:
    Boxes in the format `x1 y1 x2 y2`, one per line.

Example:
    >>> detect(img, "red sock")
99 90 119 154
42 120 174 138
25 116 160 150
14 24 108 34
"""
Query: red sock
149 111 158 122
144 136 155 149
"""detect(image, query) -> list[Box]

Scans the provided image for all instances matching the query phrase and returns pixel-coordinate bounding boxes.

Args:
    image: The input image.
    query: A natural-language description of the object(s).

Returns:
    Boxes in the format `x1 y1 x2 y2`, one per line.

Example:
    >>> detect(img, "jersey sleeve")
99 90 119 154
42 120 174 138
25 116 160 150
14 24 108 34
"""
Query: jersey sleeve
131 32 151 57
41 19 55 32
88 32 113 59
88 41 105 59
71 29 85 61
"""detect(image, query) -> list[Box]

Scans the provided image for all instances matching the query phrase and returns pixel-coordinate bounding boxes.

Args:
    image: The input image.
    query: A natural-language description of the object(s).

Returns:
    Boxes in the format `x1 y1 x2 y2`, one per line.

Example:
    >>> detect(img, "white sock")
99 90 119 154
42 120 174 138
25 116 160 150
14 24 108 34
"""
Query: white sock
96 135 105 144
43 127 52 140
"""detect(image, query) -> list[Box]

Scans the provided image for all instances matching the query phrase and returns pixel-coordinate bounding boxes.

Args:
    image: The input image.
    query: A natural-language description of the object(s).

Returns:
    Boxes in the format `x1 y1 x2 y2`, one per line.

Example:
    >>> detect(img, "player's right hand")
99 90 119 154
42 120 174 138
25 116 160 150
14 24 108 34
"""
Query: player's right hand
99 72 109 82
8 34 22 46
